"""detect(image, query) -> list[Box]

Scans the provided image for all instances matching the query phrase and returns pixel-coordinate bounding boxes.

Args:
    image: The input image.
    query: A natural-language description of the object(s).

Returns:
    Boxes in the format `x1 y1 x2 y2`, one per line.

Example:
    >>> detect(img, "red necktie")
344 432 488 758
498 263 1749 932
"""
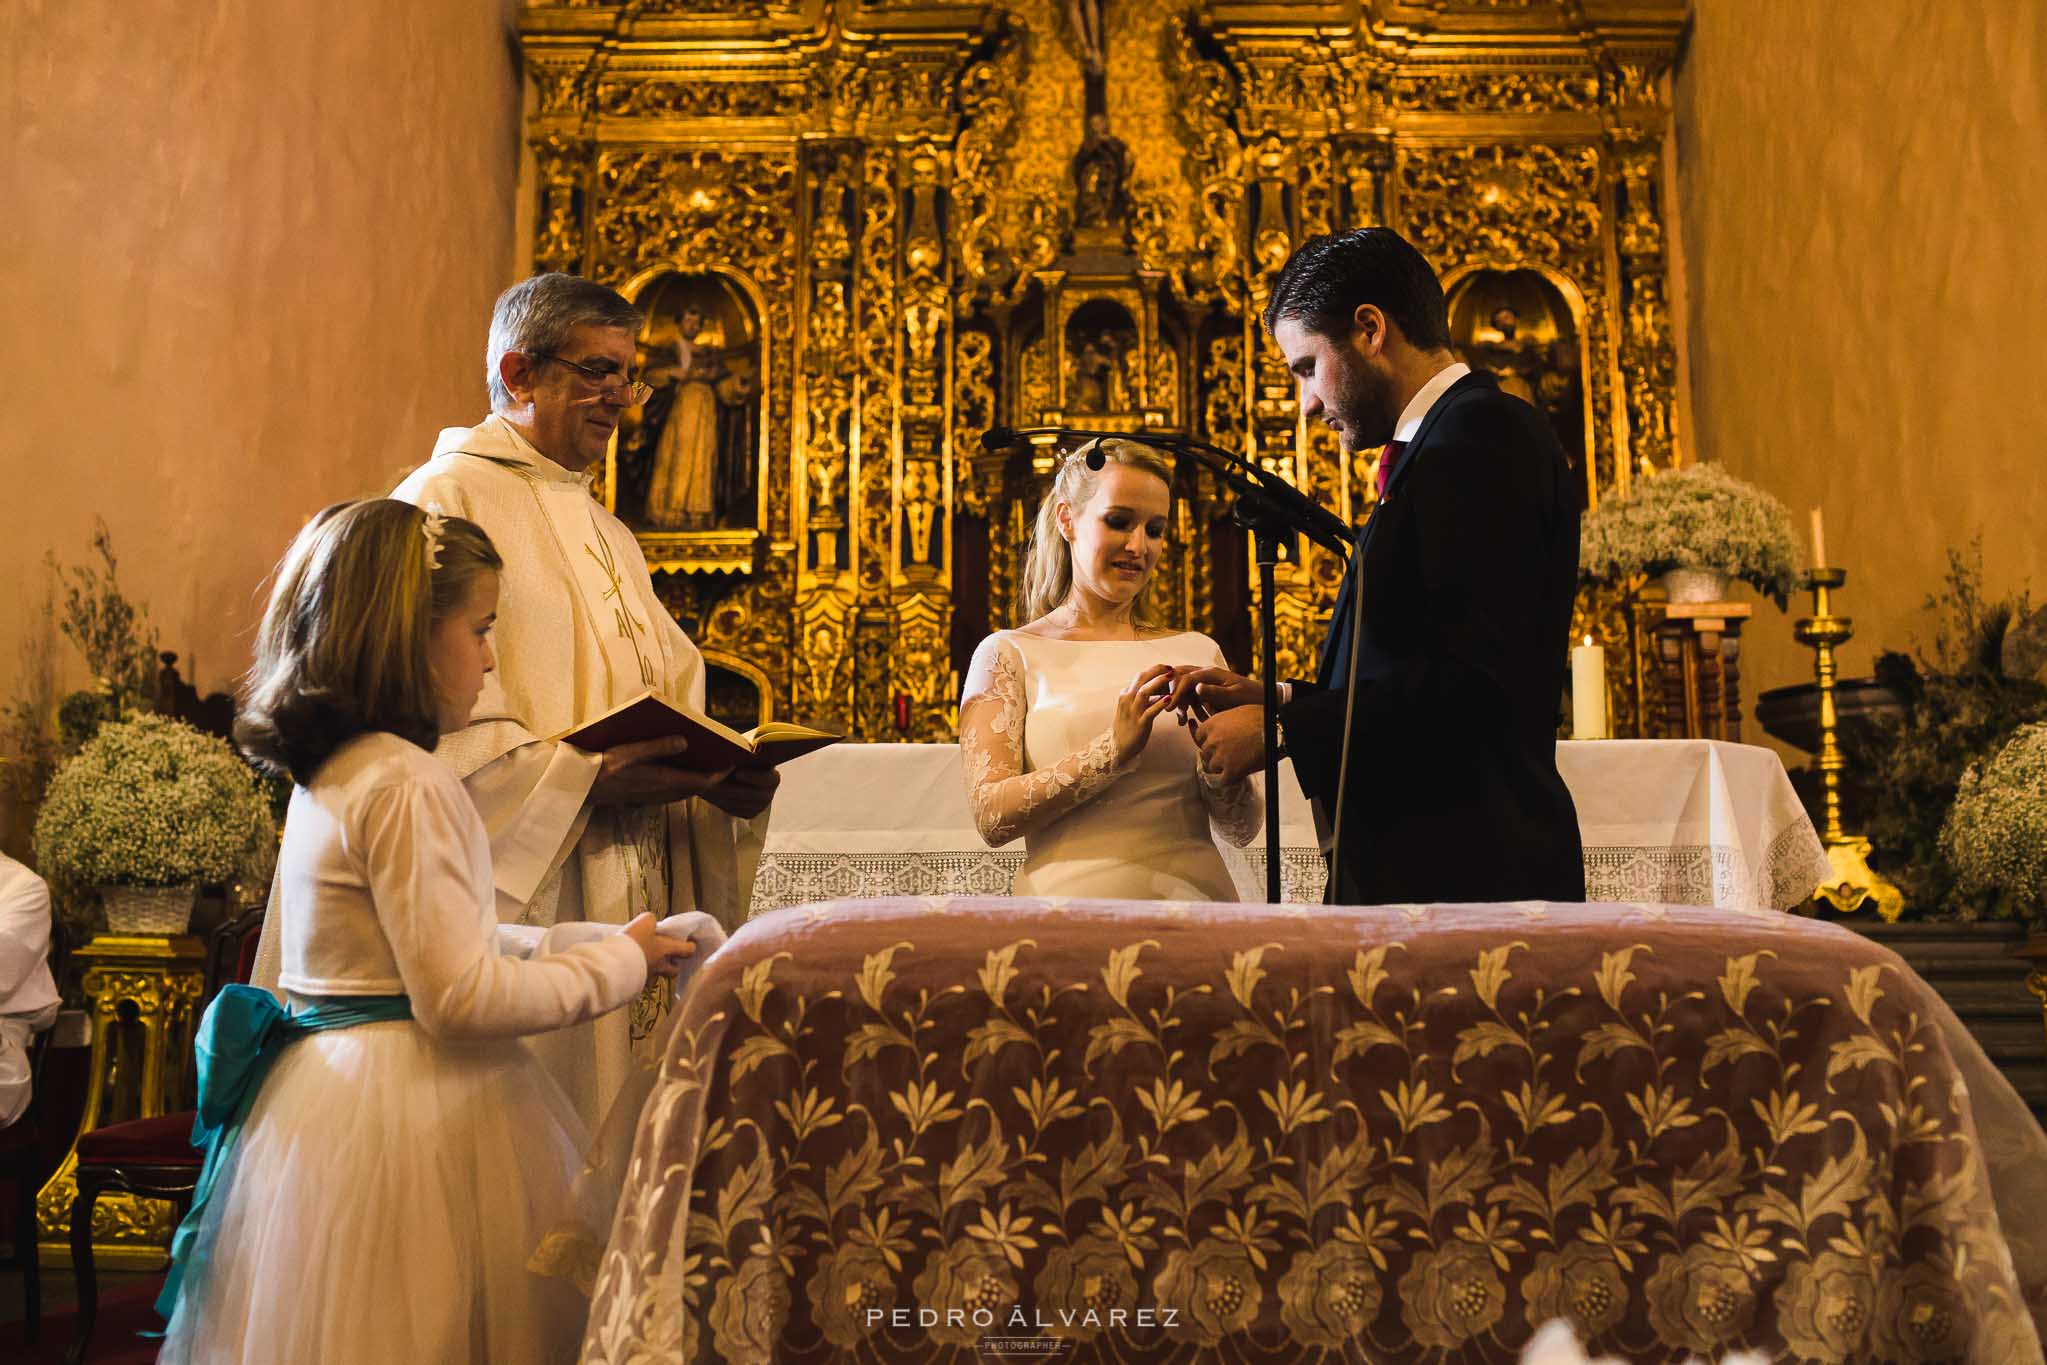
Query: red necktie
1375 439 1408 499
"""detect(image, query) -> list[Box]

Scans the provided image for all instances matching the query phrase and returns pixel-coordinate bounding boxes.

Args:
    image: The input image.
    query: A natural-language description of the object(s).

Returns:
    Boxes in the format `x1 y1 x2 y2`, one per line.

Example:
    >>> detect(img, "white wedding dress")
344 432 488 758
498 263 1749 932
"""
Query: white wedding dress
961 630 1260 901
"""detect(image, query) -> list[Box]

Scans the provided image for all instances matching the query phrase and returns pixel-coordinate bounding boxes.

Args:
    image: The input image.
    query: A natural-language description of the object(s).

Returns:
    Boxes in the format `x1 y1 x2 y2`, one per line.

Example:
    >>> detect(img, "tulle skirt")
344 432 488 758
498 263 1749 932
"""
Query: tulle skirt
158 1018 595 1365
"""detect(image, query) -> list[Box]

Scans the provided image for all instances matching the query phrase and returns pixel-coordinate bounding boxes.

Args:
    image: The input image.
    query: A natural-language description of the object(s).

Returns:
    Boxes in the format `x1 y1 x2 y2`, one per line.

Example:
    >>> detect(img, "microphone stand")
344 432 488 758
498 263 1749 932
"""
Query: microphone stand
983 425 1357 904
1231 486 1290 903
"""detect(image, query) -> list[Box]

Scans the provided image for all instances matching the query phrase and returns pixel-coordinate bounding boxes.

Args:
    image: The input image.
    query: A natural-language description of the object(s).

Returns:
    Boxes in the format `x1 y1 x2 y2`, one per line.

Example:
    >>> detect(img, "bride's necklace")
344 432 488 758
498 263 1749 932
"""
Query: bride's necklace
1055 599 1140 640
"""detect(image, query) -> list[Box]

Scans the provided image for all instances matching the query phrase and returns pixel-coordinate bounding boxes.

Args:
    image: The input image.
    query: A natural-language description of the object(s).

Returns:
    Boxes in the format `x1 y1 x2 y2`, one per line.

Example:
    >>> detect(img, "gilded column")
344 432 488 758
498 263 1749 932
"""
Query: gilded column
794 143 860 735
852 146 902 739
1603 54 1683 481
527 54 594 275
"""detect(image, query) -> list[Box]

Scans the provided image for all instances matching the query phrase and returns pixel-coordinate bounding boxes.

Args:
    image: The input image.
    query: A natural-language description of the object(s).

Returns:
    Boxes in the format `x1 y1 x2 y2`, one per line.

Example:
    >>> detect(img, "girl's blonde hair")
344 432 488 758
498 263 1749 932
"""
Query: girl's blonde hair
1018 438 1176 625
236 499 501 785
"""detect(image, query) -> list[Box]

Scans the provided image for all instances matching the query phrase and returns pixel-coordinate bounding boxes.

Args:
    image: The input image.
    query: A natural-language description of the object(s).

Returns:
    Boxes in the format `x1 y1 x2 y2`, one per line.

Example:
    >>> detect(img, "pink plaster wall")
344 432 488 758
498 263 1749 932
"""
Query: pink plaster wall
1672 1 2047 756
0 0 523 843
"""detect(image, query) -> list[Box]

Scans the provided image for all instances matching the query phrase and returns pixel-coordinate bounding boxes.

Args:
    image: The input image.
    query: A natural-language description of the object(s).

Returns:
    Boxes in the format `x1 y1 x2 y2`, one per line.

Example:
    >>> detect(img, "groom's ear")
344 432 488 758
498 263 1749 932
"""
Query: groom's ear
1349 303 1391 359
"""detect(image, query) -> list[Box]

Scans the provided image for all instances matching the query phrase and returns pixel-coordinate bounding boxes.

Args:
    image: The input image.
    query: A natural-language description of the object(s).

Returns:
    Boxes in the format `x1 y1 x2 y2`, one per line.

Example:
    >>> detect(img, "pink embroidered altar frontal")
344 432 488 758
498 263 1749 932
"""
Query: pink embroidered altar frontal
584 898 2047 1365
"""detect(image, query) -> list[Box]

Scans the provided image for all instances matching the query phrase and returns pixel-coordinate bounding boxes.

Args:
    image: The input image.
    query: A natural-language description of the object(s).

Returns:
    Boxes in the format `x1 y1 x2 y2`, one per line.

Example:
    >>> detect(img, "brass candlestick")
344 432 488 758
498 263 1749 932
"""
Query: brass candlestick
1793 567 1904 921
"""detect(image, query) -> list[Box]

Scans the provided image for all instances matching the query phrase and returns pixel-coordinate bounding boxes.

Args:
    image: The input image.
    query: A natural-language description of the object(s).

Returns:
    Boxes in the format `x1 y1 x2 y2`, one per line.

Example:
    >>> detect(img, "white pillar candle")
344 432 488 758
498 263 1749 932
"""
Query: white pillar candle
1571 636 1609 740
1808 506 1827 570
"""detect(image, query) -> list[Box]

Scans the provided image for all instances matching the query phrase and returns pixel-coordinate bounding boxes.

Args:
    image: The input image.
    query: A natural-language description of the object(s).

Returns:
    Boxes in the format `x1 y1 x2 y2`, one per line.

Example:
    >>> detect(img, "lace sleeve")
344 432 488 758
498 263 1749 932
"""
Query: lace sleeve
959 634 1130 847
1191 635 1261 846
1199 766 1263 847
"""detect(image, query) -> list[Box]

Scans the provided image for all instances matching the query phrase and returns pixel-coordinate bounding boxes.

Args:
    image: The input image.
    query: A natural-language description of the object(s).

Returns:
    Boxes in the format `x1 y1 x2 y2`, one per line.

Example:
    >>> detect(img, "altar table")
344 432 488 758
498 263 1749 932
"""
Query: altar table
583 898 2047 1364
751 740 1831 914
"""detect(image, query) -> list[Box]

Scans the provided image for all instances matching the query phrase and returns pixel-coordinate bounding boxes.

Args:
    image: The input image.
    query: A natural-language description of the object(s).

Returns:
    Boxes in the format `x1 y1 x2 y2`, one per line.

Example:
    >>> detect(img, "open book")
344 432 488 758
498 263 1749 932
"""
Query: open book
554 692 840 772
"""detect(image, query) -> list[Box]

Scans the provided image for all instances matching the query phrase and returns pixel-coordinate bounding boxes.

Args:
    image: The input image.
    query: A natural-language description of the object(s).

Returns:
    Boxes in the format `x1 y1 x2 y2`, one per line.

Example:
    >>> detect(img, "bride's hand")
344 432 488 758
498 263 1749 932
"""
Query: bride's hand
1112 664 1176 763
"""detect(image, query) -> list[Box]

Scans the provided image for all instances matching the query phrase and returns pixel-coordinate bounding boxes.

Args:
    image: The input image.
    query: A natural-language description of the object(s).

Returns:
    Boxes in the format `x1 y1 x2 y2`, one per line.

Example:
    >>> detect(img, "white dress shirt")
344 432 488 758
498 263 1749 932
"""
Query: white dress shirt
1391 361 1472 444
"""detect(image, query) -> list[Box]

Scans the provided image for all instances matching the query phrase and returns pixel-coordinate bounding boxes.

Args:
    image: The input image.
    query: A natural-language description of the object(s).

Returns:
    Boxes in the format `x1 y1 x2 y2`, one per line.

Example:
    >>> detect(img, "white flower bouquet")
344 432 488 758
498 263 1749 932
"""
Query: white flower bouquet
33 712 276 892
1939 721 2047 924
1579 463 1802 604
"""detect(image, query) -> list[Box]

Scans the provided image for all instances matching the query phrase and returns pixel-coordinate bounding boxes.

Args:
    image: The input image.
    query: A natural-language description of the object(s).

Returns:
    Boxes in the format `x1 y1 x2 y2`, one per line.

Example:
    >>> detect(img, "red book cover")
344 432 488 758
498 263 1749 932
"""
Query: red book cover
555 693 839 772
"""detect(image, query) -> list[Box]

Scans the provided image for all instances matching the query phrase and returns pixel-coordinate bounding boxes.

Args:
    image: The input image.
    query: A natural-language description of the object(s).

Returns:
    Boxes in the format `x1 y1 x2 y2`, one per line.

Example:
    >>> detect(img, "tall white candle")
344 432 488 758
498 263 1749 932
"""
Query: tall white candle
1571 636 1609 740
1808 506 1827 570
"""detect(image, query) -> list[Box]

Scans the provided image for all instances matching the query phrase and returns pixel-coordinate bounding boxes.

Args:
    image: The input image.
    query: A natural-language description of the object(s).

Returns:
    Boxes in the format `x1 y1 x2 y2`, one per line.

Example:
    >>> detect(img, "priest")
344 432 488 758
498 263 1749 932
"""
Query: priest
391 273 776 1126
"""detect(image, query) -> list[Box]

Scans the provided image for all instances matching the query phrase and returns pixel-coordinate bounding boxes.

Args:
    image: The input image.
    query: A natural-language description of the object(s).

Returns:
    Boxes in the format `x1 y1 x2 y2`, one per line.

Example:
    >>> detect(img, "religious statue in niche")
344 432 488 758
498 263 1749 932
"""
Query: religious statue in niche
1063 300 1141 414
1447 269 1587 473
615 271 762 533
1071 333 1122 411
1061 0 1130 245
1072 113 1131 235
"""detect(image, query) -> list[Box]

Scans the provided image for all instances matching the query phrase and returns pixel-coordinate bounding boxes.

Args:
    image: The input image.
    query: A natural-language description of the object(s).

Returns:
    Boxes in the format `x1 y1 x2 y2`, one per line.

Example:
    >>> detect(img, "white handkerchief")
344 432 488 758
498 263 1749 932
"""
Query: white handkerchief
499 911 727 1003
652 911 727 1002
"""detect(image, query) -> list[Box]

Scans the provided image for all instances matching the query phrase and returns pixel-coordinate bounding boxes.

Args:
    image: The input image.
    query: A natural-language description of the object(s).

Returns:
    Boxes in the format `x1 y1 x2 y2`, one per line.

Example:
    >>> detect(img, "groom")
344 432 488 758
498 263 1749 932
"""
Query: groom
1172 228 1585 904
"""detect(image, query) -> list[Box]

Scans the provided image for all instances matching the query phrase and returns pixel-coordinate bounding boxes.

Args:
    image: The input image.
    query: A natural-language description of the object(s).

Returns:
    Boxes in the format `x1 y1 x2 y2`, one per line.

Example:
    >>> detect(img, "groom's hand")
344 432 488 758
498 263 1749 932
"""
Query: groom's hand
1192 706 1265 784
1164 666 1262 719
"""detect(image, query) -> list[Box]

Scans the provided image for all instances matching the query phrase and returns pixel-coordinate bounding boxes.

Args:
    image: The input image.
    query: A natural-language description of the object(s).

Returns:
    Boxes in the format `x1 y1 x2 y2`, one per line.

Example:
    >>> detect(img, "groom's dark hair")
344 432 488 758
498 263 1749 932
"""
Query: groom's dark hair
1263 228 1453 350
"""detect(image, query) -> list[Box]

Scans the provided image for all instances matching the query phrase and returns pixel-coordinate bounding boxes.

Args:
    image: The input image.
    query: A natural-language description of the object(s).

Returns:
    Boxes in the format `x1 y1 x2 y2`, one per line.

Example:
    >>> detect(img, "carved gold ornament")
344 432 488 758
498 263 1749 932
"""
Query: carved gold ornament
519 0 1686 738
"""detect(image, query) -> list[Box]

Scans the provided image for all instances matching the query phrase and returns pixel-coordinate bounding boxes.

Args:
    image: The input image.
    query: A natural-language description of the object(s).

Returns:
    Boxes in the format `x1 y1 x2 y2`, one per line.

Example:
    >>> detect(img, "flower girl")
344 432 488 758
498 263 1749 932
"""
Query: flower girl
157 499 695 1364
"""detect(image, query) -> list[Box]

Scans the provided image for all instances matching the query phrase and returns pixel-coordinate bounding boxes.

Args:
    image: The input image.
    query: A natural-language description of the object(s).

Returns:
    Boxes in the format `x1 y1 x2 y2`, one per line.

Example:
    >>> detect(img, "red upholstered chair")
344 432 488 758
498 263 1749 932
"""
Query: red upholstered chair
63 902 265 1365
0 926 68 1343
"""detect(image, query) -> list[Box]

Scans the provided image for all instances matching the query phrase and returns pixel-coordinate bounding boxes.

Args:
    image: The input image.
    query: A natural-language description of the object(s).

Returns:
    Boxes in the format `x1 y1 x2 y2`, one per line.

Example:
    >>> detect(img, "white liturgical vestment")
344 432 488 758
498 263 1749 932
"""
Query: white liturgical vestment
381 415 768 1123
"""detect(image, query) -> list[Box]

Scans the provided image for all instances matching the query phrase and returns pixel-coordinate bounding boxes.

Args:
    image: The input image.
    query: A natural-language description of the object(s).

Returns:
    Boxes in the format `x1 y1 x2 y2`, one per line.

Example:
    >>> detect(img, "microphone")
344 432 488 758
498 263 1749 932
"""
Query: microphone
976 424 1356 555
981 426 1106 472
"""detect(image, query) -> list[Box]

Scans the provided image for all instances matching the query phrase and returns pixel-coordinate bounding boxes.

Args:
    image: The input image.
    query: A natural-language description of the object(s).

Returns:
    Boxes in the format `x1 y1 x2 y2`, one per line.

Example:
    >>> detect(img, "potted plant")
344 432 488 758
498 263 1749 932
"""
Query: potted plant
1839 553 2047 918
32 713 276 935
1579 462 1801 606
5 521 162 840
1940 722 2047 928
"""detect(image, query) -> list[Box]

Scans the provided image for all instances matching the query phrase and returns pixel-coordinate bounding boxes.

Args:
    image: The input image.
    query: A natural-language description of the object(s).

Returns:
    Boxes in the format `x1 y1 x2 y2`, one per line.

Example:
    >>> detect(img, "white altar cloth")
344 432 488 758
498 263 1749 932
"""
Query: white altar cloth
749 738 1830 915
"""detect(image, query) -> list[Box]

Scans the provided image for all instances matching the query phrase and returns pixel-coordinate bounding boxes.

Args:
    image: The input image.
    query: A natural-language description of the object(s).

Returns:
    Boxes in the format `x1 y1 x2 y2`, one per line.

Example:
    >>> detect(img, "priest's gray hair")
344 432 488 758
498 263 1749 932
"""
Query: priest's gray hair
486 273 645 411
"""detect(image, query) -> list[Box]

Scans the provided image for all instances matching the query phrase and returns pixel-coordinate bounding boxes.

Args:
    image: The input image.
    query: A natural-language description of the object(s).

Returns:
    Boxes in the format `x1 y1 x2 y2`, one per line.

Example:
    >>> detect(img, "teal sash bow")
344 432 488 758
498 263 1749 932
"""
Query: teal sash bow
155 984 413 1324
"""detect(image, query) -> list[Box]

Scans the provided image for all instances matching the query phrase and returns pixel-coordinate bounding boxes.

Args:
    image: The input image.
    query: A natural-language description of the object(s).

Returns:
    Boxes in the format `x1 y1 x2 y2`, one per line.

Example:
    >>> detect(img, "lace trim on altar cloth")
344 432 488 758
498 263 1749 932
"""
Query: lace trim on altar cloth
1583 818 1832 912
748 821 1832 918
750 848 1329 916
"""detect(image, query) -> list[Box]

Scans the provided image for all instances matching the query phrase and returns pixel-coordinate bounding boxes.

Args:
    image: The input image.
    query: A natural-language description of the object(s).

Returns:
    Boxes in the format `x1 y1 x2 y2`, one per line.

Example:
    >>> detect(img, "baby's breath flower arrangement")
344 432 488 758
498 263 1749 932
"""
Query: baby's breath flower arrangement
1939 722 2047 925
33 713 276 893
1579 463 1801 605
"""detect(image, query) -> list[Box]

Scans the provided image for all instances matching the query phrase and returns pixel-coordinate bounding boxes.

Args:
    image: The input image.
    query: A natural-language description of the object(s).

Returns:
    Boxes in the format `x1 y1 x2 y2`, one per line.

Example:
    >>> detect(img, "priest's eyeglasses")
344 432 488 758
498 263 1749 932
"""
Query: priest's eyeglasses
530 352 654 405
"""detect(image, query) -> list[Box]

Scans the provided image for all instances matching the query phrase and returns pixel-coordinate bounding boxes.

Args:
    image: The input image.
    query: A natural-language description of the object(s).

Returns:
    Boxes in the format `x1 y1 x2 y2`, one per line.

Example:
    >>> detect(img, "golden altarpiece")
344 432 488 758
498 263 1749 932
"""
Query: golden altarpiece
519 0 1688 741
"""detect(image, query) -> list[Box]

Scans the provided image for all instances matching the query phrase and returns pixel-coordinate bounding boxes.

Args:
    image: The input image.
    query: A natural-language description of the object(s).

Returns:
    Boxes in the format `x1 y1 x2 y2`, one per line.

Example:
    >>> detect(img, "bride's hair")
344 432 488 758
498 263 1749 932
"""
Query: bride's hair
1018 438 1175 625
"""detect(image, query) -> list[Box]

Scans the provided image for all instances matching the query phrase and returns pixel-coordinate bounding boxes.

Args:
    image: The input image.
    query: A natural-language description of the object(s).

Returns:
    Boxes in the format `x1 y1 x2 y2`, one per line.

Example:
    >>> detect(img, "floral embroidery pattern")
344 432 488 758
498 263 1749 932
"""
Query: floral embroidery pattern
582 901 2044 1364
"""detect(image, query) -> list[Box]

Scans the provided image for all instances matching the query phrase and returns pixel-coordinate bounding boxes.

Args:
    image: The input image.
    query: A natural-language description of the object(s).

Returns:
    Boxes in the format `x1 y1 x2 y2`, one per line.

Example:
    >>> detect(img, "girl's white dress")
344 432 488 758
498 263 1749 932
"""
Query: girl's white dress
158 732 649 1365
961 630 1261 901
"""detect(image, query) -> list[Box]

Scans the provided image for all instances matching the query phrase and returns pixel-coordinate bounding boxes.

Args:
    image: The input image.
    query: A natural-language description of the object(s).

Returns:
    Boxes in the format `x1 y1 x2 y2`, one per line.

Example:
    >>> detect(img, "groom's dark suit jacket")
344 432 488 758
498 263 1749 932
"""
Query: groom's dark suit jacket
1277 369 1586 904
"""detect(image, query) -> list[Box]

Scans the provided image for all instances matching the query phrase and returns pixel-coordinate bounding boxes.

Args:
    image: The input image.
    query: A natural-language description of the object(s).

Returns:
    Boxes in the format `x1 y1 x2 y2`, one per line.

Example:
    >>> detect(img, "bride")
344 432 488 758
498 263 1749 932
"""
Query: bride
959 438 1259 901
